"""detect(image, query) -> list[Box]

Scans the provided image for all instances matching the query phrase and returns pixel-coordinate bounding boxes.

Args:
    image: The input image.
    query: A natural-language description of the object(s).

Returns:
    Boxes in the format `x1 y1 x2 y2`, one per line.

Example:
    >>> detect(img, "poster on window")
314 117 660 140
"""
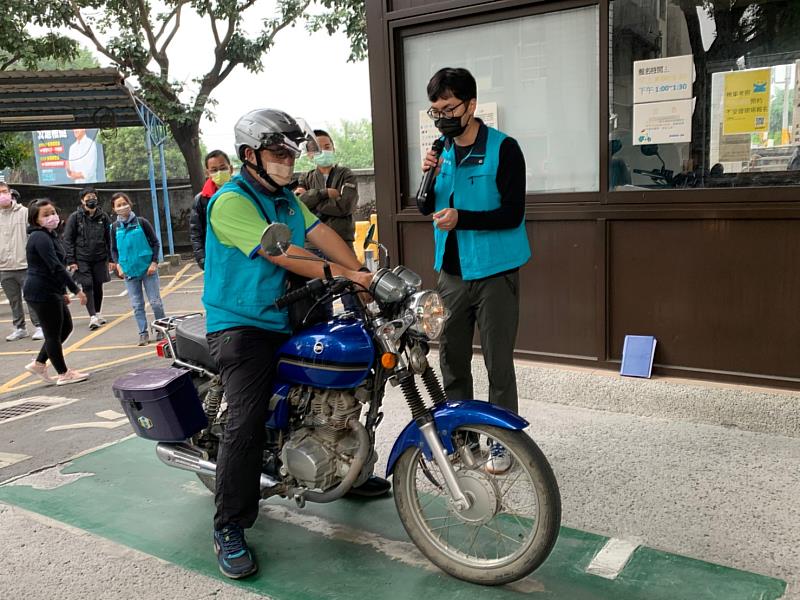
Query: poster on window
633 99 693 145
32 128 107 185
633 55 694 104
418 102 498 167
722 69 771 135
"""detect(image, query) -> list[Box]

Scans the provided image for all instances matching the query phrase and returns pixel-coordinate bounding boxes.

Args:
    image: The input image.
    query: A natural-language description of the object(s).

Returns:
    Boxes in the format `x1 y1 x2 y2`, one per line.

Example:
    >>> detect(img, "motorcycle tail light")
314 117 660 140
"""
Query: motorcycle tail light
155 339 172 359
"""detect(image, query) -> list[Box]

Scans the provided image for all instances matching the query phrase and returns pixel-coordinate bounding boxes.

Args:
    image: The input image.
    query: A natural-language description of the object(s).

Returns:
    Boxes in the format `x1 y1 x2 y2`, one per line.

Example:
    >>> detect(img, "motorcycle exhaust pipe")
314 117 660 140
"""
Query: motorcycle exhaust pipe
155 442 279 491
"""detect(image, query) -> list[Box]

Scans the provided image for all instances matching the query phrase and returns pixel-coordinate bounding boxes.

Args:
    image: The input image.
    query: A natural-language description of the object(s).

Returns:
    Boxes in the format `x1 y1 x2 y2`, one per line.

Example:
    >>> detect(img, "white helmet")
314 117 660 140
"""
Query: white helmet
234 109 317 160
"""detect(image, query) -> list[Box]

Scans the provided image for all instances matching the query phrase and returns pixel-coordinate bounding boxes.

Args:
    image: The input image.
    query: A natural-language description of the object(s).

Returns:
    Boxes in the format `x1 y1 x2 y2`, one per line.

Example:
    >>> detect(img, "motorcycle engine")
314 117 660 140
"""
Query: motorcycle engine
280 387 375 490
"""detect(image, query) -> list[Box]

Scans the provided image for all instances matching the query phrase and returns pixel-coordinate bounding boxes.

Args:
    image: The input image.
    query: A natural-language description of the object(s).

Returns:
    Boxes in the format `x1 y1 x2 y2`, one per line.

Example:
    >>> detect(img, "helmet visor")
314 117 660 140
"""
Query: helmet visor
261 117 318 159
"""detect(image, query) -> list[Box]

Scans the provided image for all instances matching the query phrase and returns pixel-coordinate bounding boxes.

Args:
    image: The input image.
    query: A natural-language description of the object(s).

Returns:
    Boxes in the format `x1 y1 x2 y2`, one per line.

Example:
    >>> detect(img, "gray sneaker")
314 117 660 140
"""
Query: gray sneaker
32 327 44 340
6 328 28 342
138 332 150 346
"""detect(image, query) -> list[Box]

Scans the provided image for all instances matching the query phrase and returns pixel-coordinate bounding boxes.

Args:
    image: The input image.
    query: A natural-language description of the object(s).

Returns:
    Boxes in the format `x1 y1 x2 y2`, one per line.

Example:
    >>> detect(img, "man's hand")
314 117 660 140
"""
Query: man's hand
107 262 116 273
77 290 88 306
349 270 374 303
295 187 307 195
326 188 341 200
63 294 71 305
422 150 442 176
432 208 458 231
146 262 157 276
68 263 78 272
116 264 125 278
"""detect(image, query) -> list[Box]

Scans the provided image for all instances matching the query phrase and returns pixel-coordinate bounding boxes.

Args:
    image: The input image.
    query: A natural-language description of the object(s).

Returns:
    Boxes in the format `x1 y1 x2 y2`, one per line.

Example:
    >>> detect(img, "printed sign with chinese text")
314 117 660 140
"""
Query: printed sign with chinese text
723 69 771 135
633 100 693 145
633 55 694 104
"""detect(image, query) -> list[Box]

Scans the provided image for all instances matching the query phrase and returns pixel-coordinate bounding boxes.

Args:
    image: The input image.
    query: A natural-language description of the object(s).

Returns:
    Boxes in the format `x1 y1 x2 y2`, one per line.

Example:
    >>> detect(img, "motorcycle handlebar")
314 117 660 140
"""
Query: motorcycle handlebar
274 277 352 309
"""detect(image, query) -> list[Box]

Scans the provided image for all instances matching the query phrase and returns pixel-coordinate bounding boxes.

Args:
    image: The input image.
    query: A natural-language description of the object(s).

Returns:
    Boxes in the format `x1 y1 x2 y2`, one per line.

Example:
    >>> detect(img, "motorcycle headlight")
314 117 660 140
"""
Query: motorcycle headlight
407 291 448 340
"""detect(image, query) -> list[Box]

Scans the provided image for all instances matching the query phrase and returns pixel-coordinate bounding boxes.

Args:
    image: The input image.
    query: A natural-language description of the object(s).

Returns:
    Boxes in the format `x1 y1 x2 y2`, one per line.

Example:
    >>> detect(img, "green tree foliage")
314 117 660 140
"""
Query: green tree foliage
23 1 367 192
0 10 77 71
0 135 29 171
100 127 206 181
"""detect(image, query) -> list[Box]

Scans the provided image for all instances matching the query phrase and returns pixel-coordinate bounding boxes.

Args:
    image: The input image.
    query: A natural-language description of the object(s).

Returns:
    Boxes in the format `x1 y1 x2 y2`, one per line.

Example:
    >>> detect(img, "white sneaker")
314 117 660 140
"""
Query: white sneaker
32 327 44 340
6 328 28 342
56 369 90 386
484 442 513 475
89 315 102 330
96 313 107 325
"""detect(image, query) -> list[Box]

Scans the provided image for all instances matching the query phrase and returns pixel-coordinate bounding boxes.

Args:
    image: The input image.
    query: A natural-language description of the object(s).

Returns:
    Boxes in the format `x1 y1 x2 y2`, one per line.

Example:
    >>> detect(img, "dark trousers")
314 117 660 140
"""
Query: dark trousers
207 326 288 530
75 260 109 316
0 269 39 329
28 298 73 374
437 270 520 413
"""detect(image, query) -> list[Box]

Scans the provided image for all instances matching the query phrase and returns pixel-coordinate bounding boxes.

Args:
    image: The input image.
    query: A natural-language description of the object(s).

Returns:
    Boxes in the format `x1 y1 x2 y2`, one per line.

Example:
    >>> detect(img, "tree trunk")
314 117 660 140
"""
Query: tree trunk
169 120 205 193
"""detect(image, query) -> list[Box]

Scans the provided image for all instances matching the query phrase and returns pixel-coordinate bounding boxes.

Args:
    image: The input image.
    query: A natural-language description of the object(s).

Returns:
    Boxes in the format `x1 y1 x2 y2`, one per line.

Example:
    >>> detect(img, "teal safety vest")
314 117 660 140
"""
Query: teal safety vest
432 124 531 280
114 218 153 279
202 175 306 334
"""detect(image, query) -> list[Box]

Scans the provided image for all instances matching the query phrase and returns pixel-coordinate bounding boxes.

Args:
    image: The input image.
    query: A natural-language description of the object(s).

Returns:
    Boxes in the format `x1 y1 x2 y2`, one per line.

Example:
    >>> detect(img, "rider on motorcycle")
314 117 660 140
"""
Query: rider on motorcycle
203 108 385 579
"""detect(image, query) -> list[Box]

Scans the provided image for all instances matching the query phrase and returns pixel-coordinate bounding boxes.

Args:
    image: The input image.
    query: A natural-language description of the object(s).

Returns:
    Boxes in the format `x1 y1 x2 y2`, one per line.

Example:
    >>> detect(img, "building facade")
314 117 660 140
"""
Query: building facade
366 0 800 387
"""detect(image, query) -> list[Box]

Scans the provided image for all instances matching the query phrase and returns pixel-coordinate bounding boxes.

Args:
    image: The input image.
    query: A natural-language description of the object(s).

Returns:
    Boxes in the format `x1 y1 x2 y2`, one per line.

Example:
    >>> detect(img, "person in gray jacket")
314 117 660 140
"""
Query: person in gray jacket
0 183 42 341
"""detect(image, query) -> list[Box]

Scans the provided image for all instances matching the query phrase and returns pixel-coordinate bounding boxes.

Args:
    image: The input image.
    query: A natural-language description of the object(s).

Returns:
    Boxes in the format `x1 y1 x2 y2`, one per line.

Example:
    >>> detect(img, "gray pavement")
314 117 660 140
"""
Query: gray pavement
1 263 798 598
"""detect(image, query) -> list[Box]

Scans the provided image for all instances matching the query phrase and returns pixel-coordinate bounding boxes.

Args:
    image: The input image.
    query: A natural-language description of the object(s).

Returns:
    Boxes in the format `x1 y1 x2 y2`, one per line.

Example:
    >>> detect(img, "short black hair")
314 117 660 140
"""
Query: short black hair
79 186 96 199
313 129 331 139
10 189 20 201
427 68 477 103
204 150 231 168
0 181 9 192
28 199 54 228
111 192 133 208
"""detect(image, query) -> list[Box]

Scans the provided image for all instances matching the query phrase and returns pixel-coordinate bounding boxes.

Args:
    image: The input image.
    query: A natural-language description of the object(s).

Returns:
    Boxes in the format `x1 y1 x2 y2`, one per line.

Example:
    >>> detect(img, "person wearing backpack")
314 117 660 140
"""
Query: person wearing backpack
189 150 234 269
63 187 113 330
109 193 166 346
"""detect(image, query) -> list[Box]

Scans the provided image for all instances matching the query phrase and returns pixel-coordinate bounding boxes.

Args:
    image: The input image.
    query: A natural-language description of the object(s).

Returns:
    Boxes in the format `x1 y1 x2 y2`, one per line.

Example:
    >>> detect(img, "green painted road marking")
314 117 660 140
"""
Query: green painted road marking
0 437 786 600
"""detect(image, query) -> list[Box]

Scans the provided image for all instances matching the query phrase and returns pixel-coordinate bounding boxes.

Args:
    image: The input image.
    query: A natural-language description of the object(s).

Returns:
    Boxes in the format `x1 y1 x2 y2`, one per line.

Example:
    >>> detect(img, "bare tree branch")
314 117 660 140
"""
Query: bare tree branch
0 53 21 71
209 11 221 47
159 3 183 56
155 2 186 42
67 0 125 67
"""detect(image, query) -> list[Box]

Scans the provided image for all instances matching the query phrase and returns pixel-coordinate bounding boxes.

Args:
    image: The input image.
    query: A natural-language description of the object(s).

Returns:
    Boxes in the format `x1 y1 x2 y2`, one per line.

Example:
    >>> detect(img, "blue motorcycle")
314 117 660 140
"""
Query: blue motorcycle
121 224 561 586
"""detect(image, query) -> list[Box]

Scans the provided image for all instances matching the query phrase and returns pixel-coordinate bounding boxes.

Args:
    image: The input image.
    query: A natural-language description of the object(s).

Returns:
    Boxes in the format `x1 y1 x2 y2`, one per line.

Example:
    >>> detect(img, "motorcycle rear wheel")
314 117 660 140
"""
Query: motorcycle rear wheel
393 424 560 586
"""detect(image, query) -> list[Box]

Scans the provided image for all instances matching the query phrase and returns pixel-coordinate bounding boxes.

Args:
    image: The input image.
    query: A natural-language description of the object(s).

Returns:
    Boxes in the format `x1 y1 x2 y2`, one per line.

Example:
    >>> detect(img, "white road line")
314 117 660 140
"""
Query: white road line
586 538 640 579
0 452 32 469
4 464 94 490
46 419 129 432
0 396 79 426
96 410 126 420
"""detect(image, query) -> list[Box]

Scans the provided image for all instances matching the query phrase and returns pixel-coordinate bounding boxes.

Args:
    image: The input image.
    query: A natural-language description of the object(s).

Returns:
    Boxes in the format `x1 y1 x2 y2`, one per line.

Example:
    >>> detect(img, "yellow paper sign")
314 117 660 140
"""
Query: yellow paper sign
723 69 771 135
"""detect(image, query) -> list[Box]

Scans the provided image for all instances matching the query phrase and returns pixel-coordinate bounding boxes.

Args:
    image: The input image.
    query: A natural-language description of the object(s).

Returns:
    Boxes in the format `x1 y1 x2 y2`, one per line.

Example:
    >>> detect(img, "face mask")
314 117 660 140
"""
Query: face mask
85 199 98 209
0 193 11 208
313 150 336 168
41 214 60 231
435 115 467 139
210 170 232 187
265 161 294 186
115 205 131 219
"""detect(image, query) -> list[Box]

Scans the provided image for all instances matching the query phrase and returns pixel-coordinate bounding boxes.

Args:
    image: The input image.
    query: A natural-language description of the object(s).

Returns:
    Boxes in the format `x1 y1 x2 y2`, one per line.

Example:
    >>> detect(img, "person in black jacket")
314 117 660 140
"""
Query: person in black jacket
23 199 89 386
189 150 233 269
63 187 113 330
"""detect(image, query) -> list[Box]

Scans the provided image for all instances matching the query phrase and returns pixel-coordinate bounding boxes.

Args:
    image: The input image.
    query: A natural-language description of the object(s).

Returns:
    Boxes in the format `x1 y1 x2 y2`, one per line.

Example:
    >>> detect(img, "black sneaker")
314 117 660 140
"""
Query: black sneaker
213 524 258 579
346 475 391 498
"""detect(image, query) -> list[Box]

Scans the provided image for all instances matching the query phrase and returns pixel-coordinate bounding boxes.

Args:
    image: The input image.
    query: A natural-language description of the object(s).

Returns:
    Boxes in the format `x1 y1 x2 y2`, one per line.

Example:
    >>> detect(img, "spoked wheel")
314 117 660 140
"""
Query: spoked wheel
393 424 561 585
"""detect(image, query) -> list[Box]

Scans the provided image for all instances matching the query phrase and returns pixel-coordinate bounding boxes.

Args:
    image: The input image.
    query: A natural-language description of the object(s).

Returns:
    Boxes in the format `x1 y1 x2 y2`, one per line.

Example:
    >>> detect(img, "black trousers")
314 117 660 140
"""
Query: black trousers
75 260 109 316
28 298 73 374
207 326 288 530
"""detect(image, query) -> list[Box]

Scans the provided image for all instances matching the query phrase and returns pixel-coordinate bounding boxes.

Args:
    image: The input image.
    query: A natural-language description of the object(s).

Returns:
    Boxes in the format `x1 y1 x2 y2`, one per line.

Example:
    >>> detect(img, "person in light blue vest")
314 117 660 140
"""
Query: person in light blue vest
203 109 377 580
109 192 166 346
418 67 530 475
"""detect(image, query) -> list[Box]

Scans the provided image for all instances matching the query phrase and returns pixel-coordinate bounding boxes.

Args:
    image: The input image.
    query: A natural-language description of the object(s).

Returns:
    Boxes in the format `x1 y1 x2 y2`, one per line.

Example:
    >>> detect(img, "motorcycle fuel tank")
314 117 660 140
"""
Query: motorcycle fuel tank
276 318 375 389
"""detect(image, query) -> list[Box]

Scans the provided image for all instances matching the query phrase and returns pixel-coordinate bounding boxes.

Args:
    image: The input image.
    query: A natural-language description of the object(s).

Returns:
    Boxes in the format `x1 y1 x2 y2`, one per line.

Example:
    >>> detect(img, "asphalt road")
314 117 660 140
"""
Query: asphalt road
0 263 797 599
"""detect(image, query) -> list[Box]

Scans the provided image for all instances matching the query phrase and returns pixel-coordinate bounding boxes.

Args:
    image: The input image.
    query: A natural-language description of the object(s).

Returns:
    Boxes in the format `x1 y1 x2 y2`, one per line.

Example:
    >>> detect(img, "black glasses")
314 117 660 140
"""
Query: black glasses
426 101 465 120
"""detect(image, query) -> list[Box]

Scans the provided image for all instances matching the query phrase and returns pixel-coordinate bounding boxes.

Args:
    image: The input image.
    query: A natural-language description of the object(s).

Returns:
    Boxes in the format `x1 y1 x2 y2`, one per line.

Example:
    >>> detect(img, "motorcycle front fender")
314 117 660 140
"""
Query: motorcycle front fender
385 400 529 477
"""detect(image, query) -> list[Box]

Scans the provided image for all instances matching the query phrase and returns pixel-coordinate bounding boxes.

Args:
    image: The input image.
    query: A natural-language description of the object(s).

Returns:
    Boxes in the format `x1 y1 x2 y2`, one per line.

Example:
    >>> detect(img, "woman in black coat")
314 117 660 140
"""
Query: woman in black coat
23 199 90 385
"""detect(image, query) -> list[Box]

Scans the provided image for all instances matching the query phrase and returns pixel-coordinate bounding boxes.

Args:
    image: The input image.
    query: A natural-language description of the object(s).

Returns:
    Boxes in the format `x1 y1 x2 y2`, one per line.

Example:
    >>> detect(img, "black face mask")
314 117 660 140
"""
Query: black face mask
435 115 467 139
85 199 98 209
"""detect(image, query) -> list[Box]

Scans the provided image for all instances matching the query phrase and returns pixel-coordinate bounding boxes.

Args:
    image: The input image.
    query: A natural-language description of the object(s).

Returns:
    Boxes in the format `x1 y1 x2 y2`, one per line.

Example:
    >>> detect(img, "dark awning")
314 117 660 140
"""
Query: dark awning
0 68 144 132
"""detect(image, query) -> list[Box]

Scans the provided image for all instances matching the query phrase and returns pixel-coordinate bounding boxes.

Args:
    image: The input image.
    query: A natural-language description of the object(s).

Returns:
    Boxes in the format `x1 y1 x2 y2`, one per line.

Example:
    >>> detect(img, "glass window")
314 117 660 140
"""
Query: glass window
610 0 800 191
403 6 599 196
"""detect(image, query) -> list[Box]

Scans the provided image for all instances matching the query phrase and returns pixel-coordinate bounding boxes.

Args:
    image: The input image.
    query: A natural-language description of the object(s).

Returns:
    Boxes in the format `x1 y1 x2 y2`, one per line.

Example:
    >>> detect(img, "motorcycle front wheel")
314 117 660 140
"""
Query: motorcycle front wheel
393 424 560 586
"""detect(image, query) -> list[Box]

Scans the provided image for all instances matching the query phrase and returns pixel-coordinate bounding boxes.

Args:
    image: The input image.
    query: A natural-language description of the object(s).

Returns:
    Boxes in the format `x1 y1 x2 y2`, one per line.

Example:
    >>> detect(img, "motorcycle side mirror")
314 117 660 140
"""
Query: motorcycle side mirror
640 144 660 157
260 223 292 257
363 224 376 250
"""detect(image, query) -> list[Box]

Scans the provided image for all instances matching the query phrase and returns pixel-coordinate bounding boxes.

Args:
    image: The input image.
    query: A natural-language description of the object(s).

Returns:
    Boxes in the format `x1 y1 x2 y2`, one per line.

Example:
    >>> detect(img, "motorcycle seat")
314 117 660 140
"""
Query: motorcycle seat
175 316 216 372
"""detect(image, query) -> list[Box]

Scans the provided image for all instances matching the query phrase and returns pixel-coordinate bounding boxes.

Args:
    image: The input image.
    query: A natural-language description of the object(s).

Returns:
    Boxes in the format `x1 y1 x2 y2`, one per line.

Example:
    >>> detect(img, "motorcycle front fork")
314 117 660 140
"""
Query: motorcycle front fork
397 366 472 511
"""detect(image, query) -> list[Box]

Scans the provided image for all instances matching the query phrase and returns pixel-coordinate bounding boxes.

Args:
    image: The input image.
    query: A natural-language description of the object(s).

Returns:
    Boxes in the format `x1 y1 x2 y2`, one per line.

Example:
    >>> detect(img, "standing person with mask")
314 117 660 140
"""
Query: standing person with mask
189 150 234 269
23 199 89 385
295 130 360 315
418 67 529 475
0 183 43 341
63 187 113 330
203 109 381 580
109 193 166 346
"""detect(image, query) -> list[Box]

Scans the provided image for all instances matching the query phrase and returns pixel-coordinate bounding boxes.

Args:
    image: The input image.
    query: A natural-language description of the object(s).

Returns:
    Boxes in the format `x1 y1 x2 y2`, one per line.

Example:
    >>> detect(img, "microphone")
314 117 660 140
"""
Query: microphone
415 138 445 204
